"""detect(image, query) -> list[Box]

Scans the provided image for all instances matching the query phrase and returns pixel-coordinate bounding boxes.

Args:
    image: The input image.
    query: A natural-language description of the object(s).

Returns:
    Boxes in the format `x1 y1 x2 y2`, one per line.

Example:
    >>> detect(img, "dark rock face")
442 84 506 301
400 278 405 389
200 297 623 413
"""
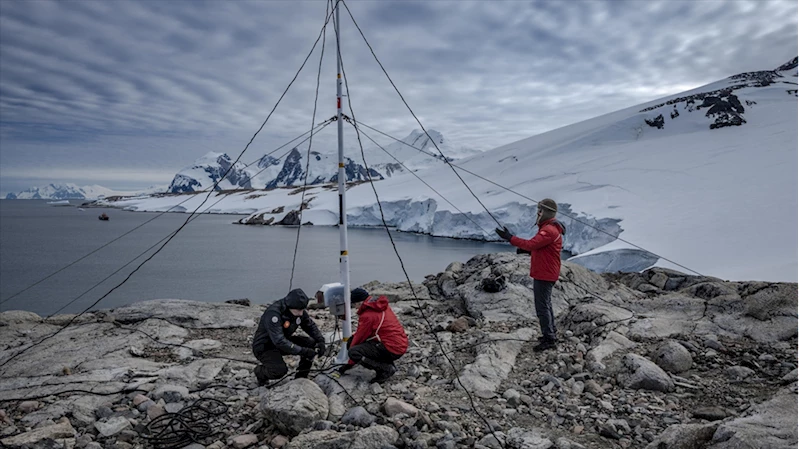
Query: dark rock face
639 57 797 131
698 93 747 129
168 174 202 194
645 114 665 129
168 154 251 193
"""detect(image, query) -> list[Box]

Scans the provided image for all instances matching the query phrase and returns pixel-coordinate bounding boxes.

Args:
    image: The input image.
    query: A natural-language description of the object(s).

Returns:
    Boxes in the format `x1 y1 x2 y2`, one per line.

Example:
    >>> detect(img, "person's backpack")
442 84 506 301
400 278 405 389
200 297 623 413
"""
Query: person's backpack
480 274 506 293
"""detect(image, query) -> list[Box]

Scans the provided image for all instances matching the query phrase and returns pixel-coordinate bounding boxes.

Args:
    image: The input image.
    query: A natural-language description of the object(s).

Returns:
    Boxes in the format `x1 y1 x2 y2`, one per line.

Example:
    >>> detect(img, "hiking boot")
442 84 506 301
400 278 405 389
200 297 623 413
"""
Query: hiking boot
533 339 557 352
372 364 397 384
337 364 353 376
254 365 269 386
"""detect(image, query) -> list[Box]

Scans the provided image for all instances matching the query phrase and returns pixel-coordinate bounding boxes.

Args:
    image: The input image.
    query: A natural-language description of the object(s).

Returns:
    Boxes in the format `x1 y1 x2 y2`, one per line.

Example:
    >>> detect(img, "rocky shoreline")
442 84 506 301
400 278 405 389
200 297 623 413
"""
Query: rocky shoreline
1 253 796 449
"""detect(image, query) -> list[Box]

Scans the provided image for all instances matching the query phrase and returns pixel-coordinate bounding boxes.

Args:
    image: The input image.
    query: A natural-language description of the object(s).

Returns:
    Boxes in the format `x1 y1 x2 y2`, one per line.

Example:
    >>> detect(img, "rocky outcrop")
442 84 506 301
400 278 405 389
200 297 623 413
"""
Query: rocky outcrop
0 255 795 449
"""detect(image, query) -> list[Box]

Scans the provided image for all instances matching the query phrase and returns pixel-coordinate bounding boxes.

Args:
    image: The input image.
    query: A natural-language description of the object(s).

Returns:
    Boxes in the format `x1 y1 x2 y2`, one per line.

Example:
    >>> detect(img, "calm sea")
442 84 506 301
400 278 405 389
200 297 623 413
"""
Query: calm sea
0 200 510 316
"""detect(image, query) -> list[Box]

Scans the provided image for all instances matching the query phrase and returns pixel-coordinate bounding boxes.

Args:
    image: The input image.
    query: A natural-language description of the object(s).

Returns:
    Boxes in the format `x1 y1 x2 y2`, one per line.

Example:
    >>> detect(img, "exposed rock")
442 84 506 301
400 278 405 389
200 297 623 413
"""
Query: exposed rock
724 366 755 380
693 407 728 421
228 434 258 449
446 317 470 333
94 416 131 437
617 353 675 392
0 310 43 324
112 299 257 329
645 422 719 449
360 280 431 302
341 406 375 427
384 397 418 417
225 298 251 307
18 400 40 413
152 384 189 402
652 340 693 373
707 390 797 448
285 426 399 449
1 419 75 446
459 328 533 395
259 378 329 436
270 435 289 448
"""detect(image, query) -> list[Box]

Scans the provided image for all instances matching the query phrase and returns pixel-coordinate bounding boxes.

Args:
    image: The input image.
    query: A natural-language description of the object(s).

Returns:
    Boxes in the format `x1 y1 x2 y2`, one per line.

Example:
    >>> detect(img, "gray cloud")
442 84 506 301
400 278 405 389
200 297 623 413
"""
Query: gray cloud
0 0 796 194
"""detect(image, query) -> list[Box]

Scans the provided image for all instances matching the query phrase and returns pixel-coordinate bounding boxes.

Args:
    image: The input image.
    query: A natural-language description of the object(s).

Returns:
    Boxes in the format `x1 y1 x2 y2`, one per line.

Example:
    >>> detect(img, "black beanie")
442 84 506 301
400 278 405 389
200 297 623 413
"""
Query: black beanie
284 288 310 309
351 288 369 303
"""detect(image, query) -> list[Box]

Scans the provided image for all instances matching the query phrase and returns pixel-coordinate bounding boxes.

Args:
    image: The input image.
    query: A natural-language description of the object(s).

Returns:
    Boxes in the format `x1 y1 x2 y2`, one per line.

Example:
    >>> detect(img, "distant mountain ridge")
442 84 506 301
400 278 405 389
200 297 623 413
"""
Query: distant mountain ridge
5 184 162 200
166 129 481 193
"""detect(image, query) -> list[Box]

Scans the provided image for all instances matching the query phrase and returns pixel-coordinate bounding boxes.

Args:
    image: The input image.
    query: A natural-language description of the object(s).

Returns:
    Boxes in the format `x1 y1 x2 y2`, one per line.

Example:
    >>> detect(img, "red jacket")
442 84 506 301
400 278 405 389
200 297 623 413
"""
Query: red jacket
510 218 565 282
350 295 408 356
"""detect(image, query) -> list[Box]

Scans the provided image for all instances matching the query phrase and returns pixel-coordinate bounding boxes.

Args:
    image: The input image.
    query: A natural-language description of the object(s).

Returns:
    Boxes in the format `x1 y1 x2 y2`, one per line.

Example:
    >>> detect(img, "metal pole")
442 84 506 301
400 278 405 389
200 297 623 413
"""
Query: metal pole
335 0 352 364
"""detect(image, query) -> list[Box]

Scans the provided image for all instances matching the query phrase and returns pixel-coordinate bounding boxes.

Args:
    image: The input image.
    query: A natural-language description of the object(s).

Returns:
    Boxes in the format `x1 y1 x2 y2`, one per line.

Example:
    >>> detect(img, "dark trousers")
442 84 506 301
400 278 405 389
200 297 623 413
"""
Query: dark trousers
349 340 401 373
533 279 557 341
254 335 316 379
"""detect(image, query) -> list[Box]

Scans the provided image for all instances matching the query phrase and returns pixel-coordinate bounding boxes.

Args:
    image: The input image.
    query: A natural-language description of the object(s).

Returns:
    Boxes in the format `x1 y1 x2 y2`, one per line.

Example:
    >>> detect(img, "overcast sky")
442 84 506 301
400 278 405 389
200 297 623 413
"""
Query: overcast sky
0 0 796 194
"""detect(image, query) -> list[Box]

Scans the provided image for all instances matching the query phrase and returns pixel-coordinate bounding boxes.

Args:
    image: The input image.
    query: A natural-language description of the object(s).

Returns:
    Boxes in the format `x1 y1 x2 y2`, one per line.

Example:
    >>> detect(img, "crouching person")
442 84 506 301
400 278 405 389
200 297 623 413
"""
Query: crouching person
338 288 408 383
252 288 326 385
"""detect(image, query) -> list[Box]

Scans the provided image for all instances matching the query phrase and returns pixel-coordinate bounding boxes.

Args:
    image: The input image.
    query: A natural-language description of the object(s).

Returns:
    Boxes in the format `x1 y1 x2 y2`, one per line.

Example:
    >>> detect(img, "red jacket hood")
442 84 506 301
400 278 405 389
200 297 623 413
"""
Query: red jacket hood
357 295 389 314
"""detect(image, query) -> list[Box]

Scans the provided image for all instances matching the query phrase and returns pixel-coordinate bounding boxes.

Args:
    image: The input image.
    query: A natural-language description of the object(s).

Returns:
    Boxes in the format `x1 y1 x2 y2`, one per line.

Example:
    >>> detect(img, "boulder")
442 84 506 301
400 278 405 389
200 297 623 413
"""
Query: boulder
285 425 398 449
652 341 693 373
259 378 329 436
383 398 418 417
617 353 674 392
646 422 719 449
1 419 75 446
341 406 375 427
228 434 258 449
94 416 131 437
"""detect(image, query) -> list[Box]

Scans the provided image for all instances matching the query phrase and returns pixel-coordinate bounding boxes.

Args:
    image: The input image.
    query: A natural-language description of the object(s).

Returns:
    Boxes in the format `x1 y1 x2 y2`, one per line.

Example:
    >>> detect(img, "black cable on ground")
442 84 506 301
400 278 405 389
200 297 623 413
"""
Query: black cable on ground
335 23 506 448
340 0 502 230
0 8 337 372
140 398 228 449
290 0 329 291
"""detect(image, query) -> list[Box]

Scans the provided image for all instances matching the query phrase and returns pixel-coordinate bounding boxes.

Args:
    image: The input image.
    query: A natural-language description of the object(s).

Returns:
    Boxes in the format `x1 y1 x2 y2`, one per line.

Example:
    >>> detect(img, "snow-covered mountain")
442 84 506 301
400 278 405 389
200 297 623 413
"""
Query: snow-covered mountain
167 130 480 193
102 58 798 282
5 183 163 200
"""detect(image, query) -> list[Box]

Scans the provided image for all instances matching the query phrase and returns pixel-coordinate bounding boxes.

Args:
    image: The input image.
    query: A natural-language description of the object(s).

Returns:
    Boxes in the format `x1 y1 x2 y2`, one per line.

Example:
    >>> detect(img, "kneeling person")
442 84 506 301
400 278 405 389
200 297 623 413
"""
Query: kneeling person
252 288 326 384
340 288 408 383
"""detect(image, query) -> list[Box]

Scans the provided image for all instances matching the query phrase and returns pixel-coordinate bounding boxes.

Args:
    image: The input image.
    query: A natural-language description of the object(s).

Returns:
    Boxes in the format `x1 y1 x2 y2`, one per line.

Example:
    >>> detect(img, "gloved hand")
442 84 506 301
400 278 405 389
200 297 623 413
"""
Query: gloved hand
299 347 316 359
495 226 513 241
315 341 326 357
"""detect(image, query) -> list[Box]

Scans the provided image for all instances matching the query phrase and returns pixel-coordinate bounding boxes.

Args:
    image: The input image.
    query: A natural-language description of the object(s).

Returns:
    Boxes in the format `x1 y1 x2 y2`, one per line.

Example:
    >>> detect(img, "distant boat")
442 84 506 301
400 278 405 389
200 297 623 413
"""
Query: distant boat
77 208 85 211
98 213 109 221
47 200 71 206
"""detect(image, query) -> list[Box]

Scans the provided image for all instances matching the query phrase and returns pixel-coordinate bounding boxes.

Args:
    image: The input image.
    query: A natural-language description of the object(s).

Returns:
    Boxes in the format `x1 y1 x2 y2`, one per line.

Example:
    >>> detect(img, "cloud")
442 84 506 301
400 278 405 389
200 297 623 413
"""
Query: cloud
0 0 796 191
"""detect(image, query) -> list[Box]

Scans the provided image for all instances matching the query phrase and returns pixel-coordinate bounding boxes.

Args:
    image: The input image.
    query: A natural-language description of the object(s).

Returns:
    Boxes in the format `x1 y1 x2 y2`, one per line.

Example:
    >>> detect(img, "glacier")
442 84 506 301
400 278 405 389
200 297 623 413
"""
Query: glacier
97 58 798 282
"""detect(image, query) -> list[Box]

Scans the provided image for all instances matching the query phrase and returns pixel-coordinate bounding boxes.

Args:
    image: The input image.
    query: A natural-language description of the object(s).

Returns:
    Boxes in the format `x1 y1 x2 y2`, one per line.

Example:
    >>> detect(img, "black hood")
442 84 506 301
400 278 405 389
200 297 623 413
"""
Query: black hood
283 288 310 309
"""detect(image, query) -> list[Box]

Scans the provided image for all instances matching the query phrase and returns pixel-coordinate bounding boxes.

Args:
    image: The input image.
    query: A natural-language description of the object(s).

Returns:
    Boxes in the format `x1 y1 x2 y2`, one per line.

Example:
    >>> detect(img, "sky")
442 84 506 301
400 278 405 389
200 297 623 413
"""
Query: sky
0 0 796 195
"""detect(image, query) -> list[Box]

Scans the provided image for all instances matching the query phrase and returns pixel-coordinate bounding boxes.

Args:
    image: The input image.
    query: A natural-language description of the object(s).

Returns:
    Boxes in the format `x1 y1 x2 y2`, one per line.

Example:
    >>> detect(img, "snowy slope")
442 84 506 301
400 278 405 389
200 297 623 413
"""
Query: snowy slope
5 183 164 200
102 59 798 282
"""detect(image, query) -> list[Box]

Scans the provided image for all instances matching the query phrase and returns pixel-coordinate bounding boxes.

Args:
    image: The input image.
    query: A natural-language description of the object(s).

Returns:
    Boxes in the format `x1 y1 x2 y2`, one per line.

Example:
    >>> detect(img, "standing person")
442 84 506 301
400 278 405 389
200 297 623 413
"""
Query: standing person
337 288 408 383
495 198 566 351
251 288 327 384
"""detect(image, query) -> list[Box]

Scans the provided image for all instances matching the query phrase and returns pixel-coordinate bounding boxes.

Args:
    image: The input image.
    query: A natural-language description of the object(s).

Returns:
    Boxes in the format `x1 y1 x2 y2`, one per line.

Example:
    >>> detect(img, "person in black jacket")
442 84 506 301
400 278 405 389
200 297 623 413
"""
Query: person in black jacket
252 289 326 384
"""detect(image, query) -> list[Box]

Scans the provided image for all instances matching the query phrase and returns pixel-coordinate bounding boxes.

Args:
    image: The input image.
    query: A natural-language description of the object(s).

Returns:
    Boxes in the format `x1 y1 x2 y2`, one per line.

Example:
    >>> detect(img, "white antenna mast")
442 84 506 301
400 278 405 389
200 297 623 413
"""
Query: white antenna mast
334 0 352 365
